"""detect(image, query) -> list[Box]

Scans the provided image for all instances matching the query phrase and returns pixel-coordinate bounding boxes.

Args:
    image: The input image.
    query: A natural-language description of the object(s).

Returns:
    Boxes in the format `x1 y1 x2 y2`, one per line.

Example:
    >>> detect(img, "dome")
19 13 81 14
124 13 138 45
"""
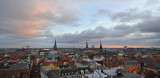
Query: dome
118 53 124 57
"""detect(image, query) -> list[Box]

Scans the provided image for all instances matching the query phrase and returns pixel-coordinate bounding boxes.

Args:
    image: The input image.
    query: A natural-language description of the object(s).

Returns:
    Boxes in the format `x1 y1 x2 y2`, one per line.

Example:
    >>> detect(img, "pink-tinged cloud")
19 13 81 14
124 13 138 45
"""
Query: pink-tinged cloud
0 0 80 36
14 1 53 36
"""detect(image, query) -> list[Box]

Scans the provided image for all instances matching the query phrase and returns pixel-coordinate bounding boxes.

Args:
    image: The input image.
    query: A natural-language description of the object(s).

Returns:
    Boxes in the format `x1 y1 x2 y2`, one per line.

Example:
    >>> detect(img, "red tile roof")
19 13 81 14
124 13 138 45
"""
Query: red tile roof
61 55 71 61
19 54 27 56
146 63 158 70
10 54 18 58
10 59 20 62
144 70 156 78
117 56 125 60
134 68 142 74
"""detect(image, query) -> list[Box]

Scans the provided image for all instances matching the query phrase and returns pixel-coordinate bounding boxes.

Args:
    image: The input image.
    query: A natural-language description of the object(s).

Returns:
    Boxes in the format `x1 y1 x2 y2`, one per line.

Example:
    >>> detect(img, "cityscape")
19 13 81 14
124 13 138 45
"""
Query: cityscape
0 0 160 78
1 40 160 78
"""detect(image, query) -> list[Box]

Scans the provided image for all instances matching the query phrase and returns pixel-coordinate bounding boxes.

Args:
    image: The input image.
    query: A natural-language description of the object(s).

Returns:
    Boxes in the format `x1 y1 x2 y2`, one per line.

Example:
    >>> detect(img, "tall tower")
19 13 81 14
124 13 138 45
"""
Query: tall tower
100 41 102 49
92 45 95 48
86 41 88 49
100 41 103 54
53 39 58 51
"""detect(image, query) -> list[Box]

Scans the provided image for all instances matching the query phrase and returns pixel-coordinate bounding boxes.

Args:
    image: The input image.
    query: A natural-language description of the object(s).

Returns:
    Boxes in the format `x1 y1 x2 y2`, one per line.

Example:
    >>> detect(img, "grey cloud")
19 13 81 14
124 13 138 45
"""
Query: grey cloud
97 8 154 22
57 26 109 43
0 33 54 48
1 0 160 48
98 7 160 33
0 0 80 37
35 9 80 25
0 0 81 48
0 0 35 20
53 25 135 44
1 16 160 48
54 11 80 25
56 15 160 46
146 0 160 5
136 18 160 33
98 9 111 15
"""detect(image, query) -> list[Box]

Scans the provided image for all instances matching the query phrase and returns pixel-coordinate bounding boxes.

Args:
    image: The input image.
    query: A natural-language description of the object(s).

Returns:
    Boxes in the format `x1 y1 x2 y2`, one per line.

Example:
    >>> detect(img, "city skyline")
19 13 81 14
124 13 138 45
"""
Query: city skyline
0 0 160 48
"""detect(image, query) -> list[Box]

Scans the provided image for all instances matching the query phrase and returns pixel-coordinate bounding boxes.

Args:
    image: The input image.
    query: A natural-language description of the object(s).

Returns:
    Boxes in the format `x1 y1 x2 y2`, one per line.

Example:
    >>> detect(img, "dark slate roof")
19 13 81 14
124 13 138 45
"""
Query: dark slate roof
47 53 60 58
0 70 7 78
140 59 160 69
124 60 138 65
46 67 93 78
0 66 10 69
0 63 4 67
77 61 90 65
47 70 60 78
10 63 29 70
41 67 52 75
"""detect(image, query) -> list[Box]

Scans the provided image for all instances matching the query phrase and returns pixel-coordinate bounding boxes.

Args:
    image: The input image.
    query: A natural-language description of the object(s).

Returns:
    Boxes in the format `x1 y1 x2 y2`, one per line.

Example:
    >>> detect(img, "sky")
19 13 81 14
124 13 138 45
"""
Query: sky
0 0 160 48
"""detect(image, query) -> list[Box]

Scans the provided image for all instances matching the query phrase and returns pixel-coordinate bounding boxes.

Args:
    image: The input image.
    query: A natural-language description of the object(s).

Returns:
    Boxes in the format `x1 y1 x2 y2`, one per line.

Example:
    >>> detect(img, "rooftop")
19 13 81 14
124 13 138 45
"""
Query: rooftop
9 63 29 70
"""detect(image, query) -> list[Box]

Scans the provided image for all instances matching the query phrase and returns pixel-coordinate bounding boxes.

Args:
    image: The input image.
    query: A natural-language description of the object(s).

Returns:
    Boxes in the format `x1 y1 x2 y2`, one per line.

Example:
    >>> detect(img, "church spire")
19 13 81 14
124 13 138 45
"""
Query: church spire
100 41 103 54
86 41 88 49
100 41 102 49
53 39 57 51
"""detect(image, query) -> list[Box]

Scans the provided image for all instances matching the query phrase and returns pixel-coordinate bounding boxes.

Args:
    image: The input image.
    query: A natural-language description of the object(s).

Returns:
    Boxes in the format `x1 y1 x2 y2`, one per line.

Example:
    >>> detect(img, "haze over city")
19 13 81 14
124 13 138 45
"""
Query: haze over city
0 0 160 48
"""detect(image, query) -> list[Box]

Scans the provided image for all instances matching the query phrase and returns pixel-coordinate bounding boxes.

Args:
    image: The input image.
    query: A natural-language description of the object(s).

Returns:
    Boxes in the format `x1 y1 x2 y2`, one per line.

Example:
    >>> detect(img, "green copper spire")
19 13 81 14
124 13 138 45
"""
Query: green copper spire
27 54 30 62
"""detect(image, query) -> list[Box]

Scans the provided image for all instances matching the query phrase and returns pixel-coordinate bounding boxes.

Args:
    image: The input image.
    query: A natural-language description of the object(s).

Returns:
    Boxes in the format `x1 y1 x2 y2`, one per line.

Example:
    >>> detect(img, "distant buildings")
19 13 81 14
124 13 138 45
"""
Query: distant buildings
92 45 95 48
124 46 127 50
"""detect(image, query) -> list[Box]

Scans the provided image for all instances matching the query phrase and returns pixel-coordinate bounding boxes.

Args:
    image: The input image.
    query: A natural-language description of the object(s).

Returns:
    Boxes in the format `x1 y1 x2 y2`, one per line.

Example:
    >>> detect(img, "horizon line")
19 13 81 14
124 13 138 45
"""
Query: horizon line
1 46 160 49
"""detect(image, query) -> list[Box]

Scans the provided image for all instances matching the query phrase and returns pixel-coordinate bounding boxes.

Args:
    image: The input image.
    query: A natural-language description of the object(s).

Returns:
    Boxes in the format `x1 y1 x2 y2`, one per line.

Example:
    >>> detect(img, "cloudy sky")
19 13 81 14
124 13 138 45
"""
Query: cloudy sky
0 0 160 48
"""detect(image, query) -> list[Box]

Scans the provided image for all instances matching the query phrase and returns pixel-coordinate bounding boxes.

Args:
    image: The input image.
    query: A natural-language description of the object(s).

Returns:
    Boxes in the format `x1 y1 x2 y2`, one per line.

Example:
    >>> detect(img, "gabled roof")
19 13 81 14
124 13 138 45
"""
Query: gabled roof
10 63 29 70
42 61 75 65
117 56 125 60
124 60 138 65
140 59 160 69
41 67 52 75
10 54 18 58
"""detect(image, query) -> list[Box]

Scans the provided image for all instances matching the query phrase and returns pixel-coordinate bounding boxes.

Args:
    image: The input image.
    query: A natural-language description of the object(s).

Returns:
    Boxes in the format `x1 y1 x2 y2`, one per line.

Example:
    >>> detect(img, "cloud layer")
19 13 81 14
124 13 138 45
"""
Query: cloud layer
0 0 160 48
